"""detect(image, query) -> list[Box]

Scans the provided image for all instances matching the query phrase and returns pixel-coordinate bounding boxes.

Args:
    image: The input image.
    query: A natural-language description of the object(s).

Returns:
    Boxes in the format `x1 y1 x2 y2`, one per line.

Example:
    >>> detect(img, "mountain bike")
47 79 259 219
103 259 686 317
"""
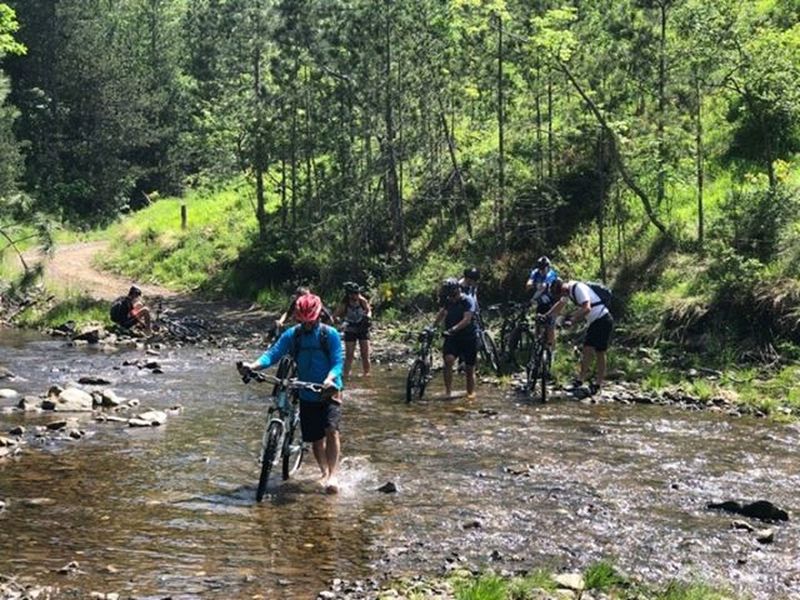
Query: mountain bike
525 316 555 403
487 301 532 369
474 313 501 375
236 359 320 502
405 327 437 403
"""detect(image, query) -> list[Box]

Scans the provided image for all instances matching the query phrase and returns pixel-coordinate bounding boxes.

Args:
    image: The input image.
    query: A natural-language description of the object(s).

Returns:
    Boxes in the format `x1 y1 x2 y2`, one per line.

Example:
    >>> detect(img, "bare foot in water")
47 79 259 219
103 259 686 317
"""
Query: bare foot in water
324 475 339 495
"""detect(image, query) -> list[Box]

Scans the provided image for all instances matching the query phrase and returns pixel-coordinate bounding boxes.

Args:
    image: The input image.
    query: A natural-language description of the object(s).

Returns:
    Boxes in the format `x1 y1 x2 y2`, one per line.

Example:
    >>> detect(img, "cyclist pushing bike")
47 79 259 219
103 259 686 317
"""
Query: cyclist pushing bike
241 294 345 494
525 256 559 354
432 278 478 399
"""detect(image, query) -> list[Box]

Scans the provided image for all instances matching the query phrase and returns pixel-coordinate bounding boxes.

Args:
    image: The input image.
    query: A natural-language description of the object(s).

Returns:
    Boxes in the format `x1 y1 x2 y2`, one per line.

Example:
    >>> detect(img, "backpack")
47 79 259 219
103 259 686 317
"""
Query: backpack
572 281 613 308
109 296 131 324
290 324 331 362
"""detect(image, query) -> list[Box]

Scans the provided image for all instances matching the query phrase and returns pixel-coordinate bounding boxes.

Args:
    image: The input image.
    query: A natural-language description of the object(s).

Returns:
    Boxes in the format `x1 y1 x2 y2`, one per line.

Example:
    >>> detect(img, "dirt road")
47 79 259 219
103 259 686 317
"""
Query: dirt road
28 241 273 336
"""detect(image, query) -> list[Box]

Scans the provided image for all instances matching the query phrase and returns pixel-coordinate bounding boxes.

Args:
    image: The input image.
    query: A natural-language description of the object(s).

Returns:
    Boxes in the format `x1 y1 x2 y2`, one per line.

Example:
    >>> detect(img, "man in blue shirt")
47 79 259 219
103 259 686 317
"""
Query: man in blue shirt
243 294 345 494
433 278 478 399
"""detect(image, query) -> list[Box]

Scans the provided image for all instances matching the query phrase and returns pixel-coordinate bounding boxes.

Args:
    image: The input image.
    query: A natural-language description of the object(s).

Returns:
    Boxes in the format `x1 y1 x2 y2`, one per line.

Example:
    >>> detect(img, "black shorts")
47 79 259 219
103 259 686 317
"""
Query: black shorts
584 314 613 352
299 399 342 442
344 326 370 342
536 300 553 315
443 334 478 367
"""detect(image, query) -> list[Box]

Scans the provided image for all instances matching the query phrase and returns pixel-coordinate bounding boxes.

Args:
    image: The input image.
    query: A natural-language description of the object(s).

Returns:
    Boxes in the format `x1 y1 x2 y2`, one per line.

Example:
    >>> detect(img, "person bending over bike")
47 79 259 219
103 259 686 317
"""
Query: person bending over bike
432 278 478 399
242 294 345 494
459 267 480 309
525 256 559 350
546 278 613 395
110 285 153 336
334 281 372 379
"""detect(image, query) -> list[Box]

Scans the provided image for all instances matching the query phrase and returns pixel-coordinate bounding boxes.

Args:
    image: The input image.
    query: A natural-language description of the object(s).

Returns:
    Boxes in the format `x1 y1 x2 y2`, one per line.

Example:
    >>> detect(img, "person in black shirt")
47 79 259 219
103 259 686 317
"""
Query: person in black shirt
432 278 478 399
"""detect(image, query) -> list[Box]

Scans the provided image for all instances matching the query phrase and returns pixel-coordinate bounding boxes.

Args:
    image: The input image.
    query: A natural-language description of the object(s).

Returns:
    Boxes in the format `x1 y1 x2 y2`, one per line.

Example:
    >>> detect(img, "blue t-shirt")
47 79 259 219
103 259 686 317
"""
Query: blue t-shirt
255 324 344 402
442 293 477 338
528 267 558 305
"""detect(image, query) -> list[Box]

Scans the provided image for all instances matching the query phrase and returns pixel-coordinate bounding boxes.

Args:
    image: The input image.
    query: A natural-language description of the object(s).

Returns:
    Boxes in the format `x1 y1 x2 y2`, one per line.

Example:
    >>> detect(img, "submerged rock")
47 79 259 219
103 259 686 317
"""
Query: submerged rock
48 387 94 412
755 528 775 544
707 500 789 522
78 375 113 385
129 410 168 427
377 481 398 494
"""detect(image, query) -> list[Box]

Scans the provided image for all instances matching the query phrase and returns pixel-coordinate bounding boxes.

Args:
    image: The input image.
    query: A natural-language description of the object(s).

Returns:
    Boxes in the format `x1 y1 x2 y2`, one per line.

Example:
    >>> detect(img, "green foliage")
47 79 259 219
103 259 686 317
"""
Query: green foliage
584 561 626 591
454 574 507 600
657 581 732 600
0 3 25 56
16 293 108 329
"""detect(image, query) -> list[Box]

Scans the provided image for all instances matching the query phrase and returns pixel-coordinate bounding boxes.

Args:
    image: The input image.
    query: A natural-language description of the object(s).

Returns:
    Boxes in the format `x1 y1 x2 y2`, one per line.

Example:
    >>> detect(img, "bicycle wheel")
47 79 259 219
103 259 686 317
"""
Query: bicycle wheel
539 348 551 404
479 330 501 375
281 417 304 480
256 421 283 502
405 359 427 403
508 326 534 370
526 345 542 397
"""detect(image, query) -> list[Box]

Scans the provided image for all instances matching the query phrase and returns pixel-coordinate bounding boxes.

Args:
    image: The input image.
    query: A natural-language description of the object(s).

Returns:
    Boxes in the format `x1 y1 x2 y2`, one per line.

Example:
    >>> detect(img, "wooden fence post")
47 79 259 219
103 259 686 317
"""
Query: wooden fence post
181 203 187 230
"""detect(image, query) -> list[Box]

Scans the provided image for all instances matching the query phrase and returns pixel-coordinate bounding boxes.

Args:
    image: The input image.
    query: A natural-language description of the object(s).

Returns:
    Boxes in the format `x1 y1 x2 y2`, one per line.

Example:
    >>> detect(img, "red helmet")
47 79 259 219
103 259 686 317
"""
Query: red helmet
294 293 323 323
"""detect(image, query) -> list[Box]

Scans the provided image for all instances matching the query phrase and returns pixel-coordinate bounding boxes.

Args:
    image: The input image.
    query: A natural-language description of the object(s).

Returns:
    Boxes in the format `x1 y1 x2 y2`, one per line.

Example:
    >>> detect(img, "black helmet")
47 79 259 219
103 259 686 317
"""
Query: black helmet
343 281 360 294
128 285 142 297
463 267 480 281
441 277 460 296
536 256 551 269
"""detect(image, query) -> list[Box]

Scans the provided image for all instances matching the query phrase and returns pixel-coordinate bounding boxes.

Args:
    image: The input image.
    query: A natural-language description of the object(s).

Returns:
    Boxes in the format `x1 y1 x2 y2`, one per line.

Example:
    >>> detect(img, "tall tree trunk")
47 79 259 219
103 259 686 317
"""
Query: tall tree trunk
496 12 505 235
439 106 473 238
535 58 543 182
280 157 287 228
547 72 554 179
252 10 266 242
382 7 407 265
694 75 704 250
657 1 668 213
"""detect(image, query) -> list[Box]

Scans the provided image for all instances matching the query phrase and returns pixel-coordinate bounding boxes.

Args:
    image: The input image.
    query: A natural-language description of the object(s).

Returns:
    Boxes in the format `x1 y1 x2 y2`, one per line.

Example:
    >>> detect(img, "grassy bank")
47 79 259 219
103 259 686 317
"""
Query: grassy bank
362 561 736 600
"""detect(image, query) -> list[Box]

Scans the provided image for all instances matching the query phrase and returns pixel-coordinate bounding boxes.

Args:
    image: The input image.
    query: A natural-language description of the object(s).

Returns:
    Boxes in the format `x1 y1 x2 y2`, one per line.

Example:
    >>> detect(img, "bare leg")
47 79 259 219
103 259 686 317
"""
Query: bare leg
324 429 341 494
465 365 476 397
344 341 356 379
443 354 456 396
359 338 371 376
580 346 595 383
312 439 328 482
596 350 606 388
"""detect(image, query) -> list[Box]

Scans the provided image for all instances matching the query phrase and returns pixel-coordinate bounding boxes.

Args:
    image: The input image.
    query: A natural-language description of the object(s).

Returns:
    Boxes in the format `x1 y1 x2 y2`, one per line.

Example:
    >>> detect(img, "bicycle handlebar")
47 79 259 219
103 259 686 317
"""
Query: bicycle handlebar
236 361 326 392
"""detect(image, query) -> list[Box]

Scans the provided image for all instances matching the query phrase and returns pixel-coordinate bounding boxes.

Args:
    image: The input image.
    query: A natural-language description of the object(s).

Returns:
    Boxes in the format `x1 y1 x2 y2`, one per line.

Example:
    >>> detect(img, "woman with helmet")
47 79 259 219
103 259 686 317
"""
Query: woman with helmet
334 282 372 378
432 277 478 399
242 293 345 494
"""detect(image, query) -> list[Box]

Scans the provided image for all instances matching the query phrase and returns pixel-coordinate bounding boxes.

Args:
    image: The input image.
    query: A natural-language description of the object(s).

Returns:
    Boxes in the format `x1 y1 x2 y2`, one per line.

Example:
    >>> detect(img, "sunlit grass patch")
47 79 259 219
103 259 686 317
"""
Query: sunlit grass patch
16 291 109 329
454 574 507 600
584 560 626 591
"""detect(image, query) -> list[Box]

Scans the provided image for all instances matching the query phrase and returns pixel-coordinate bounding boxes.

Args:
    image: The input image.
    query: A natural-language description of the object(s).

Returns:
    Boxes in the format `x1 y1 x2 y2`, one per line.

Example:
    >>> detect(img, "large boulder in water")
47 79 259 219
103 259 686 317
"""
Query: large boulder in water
47 387 94 412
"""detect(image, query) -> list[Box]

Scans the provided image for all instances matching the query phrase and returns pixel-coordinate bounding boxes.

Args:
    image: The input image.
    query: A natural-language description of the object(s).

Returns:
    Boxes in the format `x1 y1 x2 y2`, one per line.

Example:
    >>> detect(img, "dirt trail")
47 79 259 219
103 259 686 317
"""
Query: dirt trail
29 241 274 337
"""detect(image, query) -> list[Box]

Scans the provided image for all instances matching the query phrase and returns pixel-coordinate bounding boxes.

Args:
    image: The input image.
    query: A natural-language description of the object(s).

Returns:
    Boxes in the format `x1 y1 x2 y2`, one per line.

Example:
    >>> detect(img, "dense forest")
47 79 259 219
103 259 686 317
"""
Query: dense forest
1 0 799 341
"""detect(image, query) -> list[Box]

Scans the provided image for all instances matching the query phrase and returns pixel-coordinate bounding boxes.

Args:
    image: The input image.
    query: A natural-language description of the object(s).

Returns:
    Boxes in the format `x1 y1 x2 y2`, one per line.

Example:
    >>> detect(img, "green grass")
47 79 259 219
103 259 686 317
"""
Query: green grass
15 292 109 329
100 179 269 292
584 561 626 591
437 567 735 600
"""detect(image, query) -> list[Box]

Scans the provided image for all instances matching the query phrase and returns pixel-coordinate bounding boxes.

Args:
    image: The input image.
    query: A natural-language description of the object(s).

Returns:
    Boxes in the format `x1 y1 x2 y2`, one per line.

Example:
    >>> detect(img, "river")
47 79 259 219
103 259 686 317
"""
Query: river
1 330 798 599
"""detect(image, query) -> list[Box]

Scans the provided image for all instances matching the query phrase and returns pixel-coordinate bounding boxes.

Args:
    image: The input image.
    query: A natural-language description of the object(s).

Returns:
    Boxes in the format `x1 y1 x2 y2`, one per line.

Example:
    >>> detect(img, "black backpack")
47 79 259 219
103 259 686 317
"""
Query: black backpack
290 324 331 361
571 282 613 308
109 296 131 324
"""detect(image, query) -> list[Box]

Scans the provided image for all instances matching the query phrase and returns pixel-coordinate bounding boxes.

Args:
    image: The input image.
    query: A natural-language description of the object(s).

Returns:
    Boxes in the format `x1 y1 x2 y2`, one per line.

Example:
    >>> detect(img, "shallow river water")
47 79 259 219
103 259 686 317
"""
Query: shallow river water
1 330 799 599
